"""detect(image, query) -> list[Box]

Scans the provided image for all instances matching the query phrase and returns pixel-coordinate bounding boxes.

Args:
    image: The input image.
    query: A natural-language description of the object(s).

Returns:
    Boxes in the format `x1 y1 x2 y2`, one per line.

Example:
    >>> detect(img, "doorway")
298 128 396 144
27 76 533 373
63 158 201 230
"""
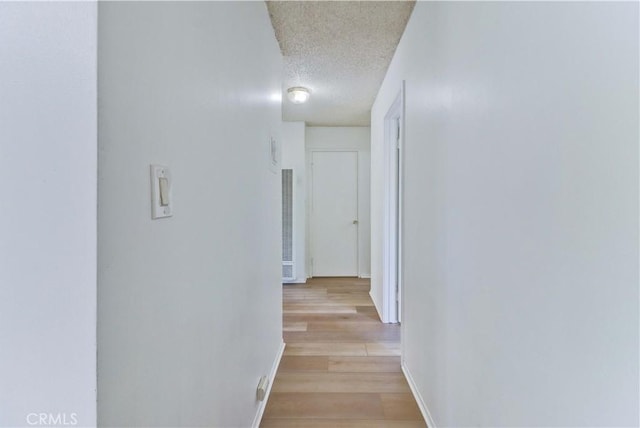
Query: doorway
383 84 404 324
309 150 359 276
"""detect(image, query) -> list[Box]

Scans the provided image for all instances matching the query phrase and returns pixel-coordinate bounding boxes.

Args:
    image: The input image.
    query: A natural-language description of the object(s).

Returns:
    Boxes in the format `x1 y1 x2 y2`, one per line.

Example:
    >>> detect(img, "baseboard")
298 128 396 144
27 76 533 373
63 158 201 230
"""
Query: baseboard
283 279 307 284
369 290 385 323
401 362 437 428
251 341 285 428
359 274 371 279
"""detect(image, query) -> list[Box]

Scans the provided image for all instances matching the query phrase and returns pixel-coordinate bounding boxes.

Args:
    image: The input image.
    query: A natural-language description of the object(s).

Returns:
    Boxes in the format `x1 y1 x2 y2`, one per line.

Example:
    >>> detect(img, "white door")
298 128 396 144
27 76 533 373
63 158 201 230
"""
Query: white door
311 151 358 276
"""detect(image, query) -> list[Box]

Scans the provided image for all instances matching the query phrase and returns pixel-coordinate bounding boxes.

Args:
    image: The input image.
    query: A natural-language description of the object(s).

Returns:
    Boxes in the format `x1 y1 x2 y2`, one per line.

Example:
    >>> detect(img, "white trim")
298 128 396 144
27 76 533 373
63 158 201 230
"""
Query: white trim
356 152 360 278
369 290 384 322
401 362 437 428
251 342 285 428
283 279 307 284
381 82 405 324
359 274 371 279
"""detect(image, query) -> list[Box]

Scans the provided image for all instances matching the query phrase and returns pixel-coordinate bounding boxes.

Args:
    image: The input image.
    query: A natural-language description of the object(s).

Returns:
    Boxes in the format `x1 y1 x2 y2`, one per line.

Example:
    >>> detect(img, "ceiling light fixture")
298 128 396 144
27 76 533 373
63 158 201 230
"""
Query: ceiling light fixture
287 87 311 104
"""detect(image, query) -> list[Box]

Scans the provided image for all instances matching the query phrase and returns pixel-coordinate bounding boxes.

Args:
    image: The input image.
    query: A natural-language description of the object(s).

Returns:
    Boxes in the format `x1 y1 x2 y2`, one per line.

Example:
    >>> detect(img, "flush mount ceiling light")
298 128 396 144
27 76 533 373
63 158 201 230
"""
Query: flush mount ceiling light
287 87 311 104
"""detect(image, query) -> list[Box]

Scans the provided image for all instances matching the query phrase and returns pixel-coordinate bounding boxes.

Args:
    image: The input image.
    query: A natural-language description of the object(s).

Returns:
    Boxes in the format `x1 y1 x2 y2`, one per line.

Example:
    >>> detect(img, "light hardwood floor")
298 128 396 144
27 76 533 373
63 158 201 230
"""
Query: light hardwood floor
261 277 426 428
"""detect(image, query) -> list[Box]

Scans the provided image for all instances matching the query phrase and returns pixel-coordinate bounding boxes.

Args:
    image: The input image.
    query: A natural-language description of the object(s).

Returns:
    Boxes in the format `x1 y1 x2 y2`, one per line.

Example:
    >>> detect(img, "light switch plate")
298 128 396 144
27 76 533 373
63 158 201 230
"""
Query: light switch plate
150 165 172 219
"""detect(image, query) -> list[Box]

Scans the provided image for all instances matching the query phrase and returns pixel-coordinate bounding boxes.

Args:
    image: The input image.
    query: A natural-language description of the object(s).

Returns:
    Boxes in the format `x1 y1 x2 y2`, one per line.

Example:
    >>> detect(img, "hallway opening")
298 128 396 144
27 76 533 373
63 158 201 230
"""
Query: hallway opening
262 277 425 427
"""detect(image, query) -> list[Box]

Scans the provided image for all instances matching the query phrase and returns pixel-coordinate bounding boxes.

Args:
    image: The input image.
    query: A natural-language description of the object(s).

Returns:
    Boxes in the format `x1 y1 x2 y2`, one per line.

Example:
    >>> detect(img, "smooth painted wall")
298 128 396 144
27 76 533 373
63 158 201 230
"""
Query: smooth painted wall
98 3 283 426
281 122 307 283
306 127 371 278
371 2 638 426
0 2 97 426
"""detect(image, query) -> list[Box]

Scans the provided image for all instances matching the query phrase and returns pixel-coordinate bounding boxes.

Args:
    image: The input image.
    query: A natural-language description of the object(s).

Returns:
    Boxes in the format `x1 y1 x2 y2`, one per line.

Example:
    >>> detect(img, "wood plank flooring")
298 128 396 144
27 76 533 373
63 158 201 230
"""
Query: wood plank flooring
261 277 426 428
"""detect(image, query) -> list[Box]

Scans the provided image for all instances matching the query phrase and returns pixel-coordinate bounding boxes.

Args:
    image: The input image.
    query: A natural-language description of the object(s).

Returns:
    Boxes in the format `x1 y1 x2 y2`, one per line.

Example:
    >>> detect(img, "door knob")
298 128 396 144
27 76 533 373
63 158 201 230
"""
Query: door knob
353 220 359 224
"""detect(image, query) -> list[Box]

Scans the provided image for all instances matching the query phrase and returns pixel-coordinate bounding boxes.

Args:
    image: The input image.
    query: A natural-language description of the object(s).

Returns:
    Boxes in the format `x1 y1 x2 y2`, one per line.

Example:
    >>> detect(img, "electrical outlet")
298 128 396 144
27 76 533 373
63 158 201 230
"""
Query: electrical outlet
256 376 269 401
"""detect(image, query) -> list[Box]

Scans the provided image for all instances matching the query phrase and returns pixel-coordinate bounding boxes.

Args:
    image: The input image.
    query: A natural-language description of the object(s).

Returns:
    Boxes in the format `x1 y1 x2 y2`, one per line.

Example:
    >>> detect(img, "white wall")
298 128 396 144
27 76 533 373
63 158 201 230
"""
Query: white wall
306 127 371 278
281 122 307 283
98 3 283 427
371 2 638 426
0 3 97 427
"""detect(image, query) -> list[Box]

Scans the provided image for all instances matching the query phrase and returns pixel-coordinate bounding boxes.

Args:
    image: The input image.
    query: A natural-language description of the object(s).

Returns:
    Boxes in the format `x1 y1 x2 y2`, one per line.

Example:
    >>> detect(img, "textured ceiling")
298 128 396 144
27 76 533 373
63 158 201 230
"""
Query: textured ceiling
266 1 415 126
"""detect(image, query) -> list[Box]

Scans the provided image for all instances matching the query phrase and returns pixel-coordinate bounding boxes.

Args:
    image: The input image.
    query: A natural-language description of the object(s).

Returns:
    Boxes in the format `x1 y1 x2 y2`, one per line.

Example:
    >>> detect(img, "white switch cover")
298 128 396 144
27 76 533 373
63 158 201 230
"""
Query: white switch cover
159 177 169 206
150 165 172 219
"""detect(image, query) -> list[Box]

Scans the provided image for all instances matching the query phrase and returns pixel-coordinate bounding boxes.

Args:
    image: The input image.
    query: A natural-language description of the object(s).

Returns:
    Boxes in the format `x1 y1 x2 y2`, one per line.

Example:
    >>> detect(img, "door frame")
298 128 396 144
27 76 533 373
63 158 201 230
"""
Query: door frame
382 82 405 323
307 149 360 277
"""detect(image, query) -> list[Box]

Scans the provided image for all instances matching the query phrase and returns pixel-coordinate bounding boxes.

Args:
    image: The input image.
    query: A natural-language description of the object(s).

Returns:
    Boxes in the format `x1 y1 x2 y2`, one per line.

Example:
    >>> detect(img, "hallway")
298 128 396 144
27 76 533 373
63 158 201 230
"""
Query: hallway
261 278 426 427
3 2 637 426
